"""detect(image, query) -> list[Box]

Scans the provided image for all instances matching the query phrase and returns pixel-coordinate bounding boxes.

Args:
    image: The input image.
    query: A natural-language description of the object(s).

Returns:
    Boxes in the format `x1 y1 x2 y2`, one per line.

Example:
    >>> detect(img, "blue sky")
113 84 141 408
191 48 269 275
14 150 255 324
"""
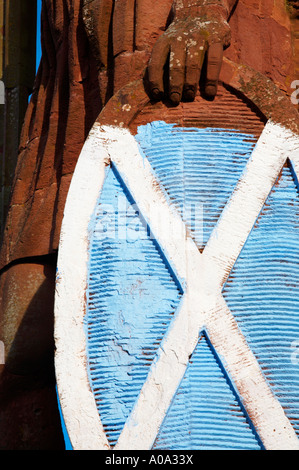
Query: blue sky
36 0 42 71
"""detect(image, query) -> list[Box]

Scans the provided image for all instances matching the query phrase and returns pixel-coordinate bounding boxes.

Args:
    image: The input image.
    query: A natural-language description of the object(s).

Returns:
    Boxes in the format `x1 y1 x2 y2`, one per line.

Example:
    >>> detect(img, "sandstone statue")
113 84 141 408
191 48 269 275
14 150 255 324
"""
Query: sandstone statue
0 0 297 449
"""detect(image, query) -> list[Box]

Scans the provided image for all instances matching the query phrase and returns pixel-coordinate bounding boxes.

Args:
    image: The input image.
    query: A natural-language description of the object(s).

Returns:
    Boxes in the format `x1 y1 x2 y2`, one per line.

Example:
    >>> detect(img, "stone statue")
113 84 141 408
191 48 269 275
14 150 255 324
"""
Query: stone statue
0 0 296 449
83 0 237 104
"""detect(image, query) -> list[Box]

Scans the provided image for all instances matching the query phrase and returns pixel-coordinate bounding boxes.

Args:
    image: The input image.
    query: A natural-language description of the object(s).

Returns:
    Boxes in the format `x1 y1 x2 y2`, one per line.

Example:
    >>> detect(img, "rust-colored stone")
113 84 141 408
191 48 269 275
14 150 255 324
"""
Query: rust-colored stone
0 258 65 449
0 0 297 270
226 0 296 94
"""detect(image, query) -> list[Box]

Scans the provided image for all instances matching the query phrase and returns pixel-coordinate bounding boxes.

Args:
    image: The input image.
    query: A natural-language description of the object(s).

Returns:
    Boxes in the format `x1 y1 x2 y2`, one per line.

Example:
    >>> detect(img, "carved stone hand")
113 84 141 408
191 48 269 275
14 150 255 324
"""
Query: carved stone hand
148 1 234 103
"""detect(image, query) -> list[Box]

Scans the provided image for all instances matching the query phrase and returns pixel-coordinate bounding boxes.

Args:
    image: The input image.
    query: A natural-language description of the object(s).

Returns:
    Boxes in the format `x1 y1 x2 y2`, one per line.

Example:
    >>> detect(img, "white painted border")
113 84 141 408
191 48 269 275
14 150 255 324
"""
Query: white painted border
55 125 110 450
55 121 299 450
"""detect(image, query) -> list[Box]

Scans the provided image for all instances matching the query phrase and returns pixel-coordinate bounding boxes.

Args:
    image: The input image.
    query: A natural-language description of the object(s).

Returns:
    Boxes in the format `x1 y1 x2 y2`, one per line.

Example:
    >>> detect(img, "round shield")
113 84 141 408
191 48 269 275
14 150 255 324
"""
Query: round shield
54 59 299 450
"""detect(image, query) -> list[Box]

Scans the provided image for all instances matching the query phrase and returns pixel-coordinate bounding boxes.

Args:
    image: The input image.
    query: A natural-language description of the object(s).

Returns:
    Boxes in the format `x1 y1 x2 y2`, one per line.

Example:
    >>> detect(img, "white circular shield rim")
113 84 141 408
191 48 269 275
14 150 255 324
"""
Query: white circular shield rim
54 120 299 451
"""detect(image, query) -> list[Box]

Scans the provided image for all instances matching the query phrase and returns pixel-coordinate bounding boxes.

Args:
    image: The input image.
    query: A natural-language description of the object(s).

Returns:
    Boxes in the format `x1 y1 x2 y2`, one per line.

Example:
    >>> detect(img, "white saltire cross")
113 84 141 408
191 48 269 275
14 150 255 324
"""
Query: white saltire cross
55 120 299 451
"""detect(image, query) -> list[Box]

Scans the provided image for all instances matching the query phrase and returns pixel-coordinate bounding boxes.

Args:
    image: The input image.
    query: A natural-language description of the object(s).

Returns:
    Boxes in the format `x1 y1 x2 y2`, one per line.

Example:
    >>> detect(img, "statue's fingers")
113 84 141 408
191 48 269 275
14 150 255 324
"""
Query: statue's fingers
205 42 224 98
169 42 186 105
184 39 207 101
148 36 170 99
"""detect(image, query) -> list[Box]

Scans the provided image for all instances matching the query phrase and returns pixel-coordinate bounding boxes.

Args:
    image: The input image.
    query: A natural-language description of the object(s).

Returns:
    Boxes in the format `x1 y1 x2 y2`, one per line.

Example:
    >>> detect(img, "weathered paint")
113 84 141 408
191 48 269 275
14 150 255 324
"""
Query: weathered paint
85 124 257 447
135 121 257 250
55 125 110 450
113 121 299 451
55 120 299 450
223 161 299 438
85 166 182 447
153 333 262 450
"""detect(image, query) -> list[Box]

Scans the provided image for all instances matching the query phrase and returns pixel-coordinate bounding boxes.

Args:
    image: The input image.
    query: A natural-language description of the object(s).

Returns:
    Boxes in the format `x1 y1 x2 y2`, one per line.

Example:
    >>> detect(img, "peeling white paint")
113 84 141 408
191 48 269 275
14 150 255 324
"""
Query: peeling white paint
55 126 111 450
55 120 299 450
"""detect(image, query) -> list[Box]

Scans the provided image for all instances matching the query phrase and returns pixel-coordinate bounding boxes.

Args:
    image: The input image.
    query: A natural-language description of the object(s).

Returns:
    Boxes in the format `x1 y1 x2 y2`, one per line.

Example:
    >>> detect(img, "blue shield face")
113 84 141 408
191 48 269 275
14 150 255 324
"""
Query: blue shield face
83 119 299 449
